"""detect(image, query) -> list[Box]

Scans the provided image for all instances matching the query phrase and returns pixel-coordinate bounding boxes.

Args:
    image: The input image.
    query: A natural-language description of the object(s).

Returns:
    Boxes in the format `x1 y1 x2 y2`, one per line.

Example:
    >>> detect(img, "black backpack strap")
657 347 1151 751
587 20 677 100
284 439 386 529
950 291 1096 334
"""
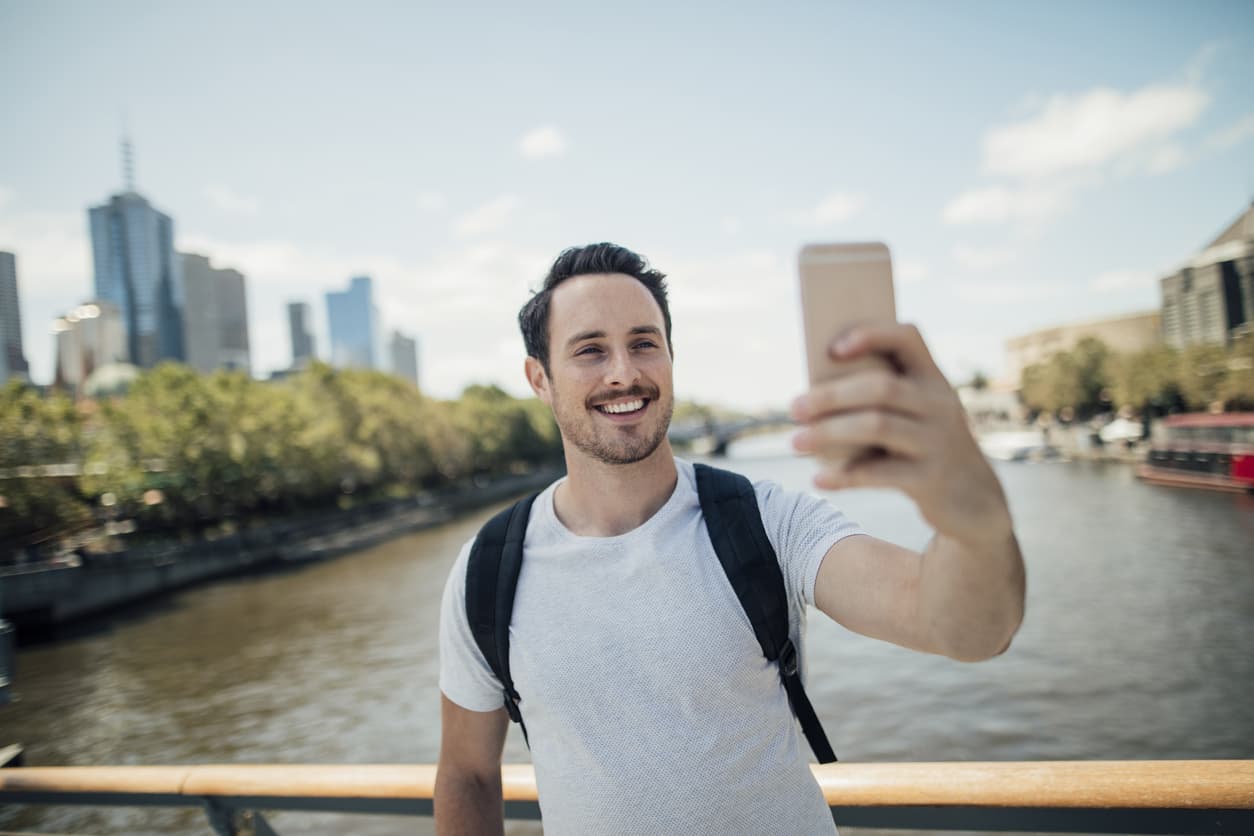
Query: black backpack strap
466 492 540 747
693 462 838 763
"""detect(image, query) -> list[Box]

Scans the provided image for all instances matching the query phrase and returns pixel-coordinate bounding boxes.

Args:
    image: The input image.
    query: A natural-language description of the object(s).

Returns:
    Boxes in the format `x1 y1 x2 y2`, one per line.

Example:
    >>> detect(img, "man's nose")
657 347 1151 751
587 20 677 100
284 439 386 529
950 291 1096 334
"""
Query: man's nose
604 348 640 387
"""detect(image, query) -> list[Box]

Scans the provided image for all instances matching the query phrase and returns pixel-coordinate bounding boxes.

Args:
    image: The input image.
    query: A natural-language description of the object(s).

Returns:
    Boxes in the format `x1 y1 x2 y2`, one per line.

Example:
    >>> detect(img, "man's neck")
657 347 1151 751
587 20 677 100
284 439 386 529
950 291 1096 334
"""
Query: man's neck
554 442 679 537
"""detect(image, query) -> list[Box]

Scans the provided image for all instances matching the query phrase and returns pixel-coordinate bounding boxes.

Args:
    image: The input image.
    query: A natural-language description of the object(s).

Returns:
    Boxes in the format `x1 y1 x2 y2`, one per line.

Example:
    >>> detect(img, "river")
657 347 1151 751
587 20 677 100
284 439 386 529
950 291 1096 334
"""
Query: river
3 440 1253 835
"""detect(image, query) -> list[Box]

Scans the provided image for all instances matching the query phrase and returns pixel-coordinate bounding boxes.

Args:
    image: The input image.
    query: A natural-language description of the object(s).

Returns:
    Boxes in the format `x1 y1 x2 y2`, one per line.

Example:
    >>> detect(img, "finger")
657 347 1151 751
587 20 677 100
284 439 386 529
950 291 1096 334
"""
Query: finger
830 323 942 378
793 411 925 459
815 453 921 493
791 371 929 423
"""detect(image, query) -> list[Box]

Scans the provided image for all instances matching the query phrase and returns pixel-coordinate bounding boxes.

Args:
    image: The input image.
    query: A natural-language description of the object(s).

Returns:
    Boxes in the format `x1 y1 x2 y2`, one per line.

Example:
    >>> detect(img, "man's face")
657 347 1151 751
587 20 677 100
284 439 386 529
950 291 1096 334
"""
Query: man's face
527 273 674 466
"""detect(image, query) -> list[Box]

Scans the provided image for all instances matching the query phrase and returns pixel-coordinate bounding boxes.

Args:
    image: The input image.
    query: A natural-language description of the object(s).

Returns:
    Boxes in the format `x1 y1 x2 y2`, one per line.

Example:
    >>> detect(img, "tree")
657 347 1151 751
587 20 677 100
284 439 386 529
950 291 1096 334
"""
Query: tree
1018 339 1113 419
0 381 92 556
1218 333 1254 410
1179 343 1229 410
1110 344 1183 414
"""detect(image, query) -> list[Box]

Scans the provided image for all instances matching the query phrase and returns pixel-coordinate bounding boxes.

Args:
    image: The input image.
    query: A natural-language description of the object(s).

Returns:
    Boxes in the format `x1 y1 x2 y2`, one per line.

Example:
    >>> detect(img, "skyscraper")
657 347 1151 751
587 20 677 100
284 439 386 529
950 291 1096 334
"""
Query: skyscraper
1160 203 1254 348
325 276 380 370
389 330 420 388
288 301 316 368
181 253 251 374
0 251 30 383
88 141 184 368
52 301 127 393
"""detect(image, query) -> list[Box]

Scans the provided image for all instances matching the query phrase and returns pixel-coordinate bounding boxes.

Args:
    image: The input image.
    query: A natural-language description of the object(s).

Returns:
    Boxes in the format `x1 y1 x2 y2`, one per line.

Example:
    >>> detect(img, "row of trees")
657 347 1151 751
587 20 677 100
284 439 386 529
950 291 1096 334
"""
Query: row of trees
0 363 562 555
1018 334 1254 420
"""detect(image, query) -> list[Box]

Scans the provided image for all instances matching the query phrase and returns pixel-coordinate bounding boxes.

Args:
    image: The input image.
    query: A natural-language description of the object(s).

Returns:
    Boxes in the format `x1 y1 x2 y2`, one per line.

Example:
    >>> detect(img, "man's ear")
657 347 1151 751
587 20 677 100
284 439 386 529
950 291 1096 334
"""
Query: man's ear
525 356 551 404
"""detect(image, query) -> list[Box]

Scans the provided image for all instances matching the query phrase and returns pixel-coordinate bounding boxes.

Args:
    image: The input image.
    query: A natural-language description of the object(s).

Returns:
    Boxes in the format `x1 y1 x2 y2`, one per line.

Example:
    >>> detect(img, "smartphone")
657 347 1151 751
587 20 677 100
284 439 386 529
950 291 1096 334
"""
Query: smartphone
798 241 898 463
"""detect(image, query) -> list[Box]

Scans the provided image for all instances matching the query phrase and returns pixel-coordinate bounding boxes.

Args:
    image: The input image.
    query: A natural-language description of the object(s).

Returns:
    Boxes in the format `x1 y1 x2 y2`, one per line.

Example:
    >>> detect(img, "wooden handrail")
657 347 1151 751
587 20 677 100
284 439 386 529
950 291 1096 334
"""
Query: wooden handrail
2 761 1252 809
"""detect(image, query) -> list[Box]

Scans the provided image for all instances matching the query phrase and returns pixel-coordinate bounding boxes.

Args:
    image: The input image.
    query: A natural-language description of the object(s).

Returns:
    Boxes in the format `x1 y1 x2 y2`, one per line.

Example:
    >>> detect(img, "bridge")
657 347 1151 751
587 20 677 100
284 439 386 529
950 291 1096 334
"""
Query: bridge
668 412 794 456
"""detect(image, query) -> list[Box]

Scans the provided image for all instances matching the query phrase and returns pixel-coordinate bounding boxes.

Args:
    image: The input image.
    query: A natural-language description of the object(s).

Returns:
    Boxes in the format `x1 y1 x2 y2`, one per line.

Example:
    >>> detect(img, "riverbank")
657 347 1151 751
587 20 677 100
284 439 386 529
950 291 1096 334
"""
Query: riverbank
976 425 1145 464
0 466 563 635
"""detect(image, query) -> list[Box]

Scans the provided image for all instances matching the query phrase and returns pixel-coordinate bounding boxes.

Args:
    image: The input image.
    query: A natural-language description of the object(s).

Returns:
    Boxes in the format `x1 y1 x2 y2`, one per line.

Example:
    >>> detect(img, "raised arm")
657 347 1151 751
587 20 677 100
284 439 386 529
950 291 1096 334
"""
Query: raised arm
792 323 1025 661
434 695 510 836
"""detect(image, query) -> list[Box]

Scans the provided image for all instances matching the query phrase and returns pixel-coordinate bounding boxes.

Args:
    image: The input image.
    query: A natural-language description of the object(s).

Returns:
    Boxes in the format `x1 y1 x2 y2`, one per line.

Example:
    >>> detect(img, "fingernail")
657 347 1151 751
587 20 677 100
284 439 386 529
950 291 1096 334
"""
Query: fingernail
790 395 810 420
833 334 855 356
792 429 813 452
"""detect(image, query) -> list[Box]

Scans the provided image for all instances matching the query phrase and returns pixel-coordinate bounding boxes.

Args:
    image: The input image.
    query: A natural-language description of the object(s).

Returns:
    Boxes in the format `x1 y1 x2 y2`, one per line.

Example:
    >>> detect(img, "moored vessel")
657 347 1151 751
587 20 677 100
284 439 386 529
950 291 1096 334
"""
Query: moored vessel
1136 412 1254 493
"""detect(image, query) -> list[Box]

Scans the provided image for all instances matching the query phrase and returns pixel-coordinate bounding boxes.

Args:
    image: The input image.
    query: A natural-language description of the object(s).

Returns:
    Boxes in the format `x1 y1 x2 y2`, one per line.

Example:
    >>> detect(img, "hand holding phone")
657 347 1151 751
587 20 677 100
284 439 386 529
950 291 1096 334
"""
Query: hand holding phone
798 242 898 466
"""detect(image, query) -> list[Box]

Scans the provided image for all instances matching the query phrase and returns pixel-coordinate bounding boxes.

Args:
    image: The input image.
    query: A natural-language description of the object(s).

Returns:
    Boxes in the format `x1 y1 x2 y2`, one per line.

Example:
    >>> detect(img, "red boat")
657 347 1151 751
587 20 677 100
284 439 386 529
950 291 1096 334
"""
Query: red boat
1136 412 1254 493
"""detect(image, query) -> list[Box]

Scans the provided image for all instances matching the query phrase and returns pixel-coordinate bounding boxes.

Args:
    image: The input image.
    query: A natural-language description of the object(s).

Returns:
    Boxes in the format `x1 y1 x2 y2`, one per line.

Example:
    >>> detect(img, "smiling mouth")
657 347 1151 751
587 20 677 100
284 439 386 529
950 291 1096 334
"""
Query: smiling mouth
595 398 648 415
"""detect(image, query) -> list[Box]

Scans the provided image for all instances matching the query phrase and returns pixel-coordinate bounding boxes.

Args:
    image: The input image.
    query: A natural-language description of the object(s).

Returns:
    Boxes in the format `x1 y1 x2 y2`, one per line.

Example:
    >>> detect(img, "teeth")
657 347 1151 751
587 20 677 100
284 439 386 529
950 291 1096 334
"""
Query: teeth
599 399 645 414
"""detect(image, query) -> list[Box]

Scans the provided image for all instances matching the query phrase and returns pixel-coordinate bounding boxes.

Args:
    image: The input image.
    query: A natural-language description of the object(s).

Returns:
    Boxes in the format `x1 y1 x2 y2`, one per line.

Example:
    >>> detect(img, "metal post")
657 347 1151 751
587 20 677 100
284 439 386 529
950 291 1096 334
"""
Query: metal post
0 617 13 706
249 811 279 836
203 798 238 836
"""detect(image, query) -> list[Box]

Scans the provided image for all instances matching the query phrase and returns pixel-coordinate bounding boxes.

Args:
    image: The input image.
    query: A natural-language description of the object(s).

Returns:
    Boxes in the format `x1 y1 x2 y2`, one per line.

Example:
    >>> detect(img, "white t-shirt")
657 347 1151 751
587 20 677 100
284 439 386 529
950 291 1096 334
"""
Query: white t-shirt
439 458 863 835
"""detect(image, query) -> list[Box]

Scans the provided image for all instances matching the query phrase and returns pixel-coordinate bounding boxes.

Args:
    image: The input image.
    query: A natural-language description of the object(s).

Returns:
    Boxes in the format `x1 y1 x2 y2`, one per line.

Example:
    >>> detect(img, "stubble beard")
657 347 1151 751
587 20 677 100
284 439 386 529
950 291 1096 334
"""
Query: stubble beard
552 385 674 466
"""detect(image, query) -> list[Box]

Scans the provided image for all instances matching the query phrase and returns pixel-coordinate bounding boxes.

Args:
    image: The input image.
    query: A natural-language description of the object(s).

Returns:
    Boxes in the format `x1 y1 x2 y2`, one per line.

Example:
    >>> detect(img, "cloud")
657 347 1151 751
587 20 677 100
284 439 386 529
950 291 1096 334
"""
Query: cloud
453 195 522 239
896 259 929 284
519 126 568 160
1206 113 1254 150
952 243 1019 270
1142 144 1188 175
416 190 447 212
1090 269 1154 293
952 277 1063 305
981 83 1208 179
943 183 1073 225
795 192 865 226
203 184 260 215
943 74 1212 237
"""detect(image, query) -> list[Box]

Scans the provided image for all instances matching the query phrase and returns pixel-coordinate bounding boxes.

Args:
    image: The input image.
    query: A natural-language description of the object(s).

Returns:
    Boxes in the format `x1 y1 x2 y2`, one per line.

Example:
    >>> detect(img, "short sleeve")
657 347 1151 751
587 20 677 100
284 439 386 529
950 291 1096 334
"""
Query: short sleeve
753 481 863 608
438 539 508 712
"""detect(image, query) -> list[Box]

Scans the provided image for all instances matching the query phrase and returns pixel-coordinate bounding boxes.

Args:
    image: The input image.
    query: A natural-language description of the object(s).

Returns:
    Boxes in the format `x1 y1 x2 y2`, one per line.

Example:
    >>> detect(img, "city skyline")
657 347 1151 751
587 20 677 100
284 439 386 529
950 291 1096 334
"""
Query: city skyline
2 1 1253 409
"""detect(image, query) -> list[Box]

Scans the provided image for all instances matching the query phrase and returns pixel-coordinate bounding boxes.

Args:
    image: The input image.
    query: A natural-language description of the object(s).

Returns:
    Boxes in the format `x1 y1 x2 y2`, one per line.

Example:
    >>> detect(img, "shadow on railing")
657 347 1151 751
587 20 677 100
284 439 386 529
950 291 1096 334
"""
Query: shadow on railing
1 761 1252 834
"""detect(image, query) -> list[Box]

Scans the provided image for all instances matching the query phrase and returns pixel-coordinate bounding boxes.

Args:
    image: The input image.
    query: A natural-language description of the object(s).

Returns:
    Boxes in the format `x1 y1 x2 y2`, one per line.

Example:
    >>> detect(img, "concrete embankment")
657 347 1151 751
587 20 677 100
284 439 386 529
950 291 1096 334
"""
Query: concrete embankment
0 467 562 632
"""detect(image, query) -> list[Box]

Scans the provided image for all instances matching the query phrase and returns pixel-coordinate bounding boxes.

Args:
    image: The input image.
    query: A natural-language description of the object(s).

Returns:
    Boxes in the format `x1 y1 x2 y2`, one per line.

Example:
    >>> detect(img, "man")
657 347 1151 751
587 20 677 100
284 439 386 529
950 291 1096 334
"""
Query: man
436 243 1025 835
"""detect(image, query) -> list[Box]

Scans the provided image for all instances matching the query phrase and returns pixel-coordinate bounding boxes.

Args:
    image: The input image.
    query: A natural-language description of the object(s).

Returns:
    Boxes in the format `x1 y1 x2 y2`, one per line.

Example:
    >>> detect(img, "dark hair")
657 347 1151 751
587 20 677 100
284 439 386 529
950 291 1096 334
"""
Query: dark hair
518 242 672 371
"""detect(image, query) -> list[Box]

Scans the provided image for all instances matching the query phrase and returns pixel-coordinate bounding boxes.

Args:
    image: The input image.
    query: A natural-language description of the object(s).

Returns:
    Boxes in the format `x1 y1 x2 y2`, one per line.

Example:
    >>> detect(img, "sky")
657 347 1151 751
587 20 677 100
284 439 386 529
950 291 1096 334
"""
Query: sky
1 0 1253 410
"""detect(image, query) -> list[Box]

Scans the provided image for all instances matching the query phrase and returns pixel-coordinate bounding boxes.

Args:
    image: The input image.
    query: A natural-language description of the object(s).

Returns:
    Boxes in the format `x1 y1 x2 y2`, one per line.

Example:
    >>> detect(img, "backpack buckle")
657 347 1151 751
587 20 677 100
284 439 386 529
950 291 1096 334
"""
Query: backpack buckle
779 639 799 677
503 689 523 724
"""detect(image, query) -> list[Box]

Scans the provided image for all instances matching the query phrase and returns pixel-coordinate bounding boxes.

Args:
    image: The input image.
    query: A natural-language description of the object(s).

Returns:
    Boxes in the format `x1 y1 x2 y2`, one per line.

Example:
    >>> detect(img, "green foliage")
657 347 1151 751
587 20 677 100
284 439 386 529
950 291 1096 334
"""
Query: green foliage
3 364 563 554
1110 345 1182 412
1022 334 1254 419
0 381 93 548
1219 333 1254 410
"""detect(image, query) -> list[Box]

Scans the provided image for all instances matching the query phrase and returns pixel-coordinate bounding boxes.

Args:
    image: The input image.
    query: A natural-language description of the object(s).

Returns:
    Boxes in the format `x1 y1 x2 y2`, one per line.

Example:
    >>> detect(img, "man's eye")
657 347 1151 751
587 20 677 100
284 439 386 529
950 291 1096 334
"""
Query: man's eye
576 346 603 356
633 341 657 350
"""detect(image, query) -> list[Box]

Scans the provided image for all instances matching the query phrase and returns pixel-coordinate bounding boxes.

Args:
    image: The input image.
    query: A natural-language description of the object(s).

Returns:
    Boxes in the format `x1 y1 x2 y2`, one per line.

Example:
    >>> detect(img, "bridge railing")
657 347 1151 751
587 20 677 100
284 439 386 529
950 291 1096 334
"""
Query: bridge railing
2 760 1252 835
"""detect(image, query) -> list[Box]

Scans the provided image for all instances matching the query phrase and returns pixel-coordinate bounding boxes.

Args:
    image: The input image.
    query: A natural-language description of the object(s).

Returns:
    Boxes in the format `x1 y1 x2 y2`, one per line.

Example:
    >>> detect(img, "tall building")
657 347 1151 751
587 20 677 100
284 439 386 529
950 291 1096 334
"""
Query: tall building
287 301 316 368
52 301 127 392
325 276 380 370
89 192 184 367
1160 203 1254 348
0 251 30 383
390 330 419 387
180 253 251 374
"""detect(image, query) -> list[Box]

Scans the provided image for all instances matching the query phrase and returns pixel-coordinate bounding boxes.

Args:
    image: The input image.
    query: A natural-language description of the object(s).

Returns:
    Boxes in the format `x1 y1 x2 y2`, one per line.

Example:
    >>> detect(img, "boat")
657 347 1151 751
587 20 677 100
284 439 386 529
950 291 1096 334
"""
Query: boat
1136 412 1254 493
977 429 1055 462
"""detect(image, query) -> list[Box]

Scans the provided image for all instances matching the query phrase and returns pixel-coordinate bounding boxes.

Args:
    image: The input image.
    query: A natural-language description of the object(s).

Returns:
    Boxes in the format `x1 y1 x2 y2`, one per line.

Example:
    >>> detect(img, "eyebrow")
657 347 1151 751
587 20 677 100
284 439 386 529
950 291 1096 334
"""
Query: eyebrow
565 325 662 349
